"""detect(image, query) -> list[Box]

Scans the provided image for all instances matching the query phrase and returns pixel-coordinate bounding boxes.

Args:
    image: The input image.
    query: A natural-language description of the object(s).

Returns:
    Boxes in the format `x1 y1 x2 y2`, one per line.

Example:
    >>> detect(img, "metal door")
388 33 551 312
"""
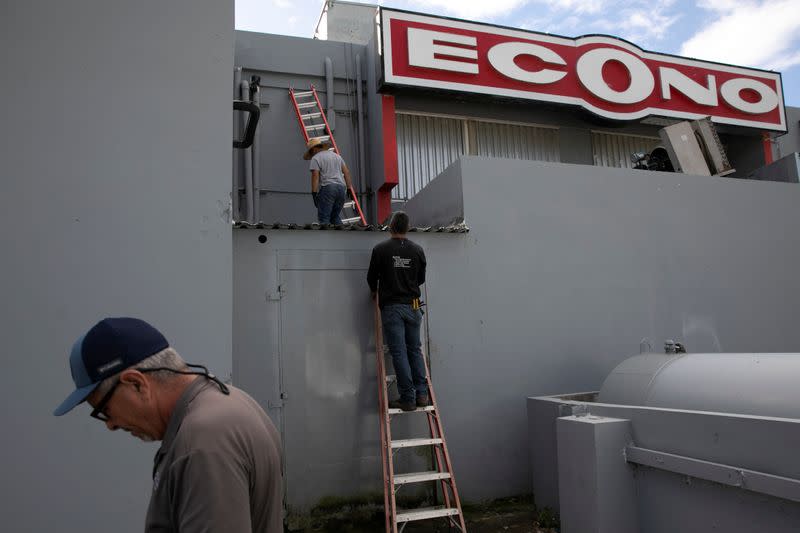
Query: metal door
278 250 381 512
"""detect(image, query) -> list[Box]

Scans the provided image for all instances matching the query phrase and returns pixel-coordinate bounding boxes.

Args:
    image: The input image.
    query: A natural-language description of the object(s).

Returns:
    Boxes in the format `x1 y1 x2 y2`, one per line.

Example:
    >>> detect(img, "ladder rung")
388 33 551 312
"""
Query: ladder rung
343 201 355 209
388 405 435 415
394 471 451 485
293 90 314 98
391 438 442 449
297 102 318 109
301 112 322 120
316 135 330 142
305 124 326 131
396 506 460 523
342 216 361 224
386 375 396 383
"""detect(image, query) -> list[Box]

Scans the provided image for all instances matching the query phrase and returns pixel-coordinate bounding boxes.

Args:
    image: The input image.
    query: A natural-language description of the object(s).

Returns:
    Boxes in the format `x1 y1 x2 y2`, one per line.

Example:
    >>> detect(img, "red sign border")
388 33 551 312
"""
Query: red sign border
380 8 787 132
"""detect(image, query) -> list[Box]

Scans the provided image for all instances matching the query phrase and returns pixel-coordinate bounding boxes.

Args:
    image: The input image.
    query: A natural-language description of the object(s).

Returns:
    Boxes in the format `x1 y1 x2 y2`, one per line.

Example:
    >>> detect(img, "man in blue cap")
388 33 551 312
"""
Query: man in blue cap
54 317 283 532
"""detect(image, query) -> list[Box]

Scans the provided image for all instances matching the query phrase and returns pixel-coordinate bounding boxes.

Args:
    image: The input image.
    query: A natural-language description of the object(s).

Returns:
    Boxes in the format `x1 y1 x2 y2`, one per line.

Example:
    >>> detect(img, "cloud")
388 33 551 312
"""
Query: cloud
408 0 530 20
680 0 800 70
539 0 608 14
517 0 679 44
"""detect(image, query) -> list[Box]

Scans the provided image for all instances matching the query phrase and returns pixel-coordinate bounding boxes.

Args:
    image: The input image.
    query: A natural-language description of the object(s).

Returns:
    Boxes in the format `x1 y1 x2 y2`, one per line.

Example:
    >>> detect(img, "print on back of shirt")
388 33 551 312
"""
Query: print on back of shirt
393 256 412 269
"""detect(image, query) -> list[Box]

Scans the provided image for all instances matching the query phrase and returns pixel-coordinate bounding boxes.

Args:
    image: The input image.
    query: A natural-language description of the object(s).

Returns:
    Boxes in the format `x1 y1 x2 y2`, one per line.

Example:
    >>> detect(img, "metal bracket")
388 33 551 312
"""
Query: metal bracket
266 285 283 301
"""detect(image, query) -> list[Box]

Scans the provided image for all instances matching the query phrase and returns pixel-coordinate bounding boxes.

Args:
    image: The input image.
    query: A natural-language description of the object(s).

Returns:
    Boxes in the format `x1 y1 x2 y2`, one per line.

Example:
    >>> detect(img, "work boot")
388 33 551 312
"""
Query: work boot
416 394 430 407
389 399 415 412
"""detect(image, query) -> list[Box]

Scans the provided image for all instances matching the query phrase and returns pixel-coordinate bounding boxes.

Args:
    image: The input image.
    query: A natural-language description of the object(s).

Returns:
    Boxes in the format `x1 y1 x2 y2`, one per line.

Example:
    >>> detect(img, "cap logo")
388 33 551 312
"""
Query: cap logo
97 358 123 375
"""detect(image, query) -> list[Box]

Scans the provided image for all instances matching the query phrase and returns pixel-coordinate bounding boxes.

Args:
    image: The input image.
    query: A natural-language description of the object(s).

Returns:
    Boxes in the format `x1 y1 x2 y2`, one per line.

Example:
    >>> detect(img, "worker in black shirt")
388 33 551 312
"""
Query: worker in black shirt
367 211 428 412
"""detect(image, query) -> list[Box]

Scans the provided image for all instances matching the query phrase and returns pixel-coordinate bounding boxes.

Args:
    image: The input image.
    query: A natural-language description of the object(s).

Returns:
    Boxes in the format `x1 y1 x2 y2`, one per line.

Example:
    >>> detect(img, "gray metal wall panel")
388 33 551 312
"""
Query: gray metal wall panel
592 131 660 169
395 114 464 200
234 157 800 508
2 2 234 532
473 121 559 162
234 32 370 223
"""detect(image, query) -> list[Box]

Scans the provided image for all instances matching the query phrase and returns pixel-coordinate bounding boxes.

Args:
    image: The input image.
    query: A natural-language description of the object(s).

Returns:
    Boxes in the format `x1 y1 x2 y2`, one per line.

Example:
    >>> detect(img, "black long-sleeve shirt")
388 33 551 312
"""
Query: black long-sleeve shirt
367 237 426 307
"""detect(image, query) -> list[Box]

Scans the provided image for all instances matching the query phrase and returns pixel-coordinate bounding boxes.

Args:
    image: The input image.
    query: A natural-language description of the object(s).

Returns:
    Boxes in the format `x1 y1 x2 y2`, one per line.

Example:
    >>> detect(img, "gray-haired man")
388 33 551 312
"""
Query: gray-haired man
54 317 283 533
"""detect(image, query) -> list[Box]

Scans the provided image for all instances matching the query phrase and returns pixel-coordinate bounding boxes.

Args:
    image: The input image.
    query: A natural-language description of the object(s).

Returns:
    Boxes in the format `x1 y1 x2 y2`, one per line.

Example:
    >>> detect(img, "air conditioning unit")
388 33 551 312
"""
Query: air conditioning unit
658 117 735 176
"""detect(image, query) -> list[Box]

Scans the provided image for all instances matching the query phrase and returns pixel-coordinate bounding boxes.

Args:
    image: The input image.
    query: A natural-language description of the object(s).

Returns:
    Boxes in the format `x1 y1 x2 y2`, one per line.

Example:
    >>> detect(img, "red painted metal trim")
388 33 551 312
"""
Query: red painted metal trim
762 132 774 165
380 95 399 224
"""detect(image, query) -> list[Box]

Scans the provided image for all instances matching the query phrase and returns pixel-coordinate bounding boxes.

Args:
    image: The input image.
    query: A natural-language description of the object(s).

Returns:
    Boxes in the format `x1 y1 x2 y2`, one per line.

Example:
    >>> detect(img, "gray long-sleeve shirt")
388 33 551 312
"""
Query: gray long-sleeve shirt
145 378 283 533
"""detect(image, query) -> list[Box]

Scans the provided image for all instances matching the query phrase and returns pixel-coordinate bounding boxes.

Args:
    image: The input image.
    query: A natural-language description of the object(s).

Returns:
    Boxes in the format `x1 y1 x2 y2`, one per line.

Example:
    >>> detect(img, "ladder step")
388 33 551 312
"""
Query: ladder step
316 135 330 142
394 471 451 485
391 438 443 449
342 216 361 224
344 201 355 209
388 405 435 415
293 90 314 98
301 112 323 120
396 506 460 523
297 102 318 109
386 375 396 383
304 123 326 131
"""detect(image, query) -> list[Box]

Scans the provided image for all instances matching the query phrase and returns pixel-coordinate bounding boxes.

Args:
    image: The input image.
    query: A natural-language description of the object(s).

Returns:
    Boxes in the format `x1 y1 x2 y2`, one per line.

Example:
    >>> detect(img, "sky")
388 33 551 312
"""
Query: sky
236 0 800 107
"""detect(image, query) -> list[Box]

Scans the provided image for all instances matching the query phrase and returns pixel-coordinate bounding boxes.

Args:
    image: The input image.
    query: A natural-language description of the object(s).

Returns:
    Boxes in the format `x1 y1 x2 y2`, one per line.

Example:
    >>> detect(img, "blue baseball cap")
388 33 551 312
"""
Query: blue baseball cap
53 317 169 416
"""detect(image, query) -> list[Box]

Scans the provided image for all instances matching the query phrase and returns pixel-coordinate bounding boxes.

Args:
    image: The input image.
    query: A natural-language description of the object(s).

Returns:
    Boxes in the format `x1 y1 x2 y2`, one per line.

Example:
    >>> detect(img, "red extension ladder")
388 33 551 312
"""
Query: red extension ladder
289 86 366 225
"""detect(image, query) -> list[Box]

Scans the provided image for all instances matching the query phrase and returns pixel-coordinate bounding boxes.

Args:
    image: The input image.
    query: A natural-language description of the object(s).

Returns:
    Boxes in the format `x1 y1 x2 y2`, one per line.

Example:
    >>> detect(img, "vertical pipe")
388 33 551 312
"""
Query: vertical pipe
240 80 254 222
232 67 242 222
251 81 261 223
356 53 366 216
325 57 335 132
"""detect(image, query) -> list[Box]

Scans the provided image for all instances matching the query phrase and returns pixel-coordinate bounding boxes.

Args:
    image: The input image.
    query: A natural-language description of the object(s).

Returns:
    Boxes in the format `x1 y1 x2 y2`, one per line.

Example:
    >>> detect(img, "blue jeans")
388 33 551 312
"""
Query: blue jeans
381 304 428 404
317 184 346 224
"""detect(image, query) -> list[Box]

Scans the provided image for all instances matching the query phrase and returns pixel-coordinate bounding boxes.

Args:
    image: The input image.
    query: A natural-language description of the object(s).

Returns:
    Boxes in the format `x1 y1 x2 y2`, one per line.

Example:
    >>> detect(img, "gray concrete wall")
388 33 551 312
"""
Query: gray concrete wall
1 2 234 532
776 106 800 158
529 397 800 532
233 156 800 508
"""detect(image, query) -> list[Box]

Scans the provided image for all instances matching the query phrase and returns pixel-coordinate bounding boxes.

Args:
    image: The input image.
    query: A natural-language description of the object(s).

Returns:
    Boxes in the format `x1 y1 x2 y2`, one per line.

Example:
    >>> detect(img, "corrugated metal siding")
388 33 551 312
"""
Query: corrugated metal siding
472 121 560 162
592 132 660 169
395 114 561 201
395 114 464 200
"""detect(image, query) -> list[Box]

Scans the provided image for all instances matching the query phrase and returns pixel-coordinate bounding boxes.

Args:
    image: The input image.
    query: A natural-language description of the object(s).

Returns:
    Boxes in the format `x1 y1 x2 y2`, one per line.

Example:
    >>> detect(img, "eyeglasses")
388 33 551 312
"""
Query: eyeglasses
89 364 229 422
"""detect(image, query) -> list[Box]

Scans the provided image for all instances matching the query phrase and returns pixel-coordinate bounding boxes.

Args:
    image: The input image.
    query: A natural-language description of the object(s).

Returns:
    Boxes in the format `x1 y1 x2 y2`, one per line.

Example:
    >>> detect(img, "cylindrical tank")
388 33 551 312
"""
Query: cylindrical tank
598 353 800 419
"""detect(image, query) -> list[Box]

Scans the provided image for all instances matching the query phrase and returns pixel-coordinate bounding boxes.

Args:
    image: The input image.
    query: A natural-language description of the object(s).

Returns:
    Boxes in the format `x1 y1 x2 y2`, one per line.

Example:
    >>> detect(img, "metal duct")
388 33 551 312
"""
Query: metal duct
240 80 254 222
325 57 335 132
355 53 366 218
232 67 242 221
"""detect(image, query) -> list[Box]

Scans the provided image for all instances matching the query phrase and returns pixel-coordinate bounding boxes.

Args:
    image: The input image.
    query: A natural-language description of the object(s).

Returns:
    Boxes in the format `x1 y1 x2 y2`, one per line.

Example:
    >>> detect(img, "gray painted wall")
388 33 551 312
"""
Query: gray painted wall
776 106 800 158
233 156 800 509
1 2 234 532
529 396 800 532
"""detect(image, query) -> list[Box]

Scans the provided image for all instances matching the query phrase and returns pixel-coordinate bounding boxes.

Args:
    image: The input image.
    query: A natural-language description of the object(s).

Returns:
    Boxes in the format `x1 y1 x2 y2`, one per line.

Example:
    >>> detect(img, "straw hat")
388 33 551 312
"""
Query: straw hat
303 137 331 160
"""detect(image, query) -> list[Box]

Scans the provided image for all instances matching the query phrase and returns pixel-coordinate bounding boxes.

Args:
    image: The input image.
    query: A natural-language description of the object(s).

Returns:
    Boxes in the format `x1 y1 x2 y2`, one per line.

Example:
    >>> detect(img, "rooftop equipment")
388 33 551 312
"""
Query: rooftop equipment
632 117 735 176
598 352 800 419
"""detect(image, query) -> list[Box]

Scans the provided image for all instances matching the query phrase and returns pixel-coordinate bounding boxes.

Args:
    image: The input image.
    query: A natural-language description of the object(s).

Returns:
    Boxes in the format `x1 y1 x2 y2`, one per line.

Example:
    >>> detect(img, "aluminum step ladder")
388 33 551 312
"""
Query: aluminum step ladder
373 299 467 533
289 86 366 225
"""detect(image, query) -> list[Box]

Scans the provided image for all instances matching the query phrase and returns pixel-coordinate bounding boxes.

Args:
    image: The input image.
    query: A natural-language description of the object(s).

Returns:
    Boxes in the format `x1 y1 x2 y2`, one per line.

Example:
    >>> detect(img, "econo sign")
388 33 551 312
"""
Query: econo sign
381 10 787 131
